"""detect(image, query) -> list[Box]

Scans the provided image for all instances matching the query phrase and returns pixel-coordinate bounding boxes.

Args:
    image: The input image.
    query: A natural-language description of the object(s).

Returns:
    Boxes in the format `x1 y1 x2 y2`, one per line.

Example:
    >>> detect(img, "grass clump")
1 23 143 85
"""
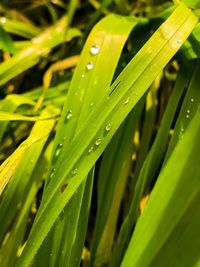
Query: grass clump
0 1 199 267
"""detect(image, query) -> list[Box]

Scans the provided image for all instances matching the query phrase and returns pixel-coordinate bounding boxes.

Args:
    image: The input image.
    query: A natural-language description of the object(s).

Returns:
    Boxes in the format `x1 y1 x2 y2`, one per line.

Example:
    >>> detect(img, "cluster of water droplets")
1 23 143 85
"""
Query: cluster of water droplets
185 98 195 120
71 168 78 175
64 109 73 124
180 97 195 138
88 146 94 153
87 122 112 154
85 45 100 72
186 109 190 119
66 110 73 120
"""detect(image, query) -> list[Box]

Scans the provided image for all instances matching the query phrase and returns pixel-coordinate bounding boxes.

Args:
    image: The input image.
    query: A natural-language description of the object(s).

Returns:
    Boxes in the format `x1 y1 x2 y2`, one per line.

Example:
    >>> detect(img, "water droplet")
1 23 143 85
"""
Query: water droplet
0 17 6 24
61 183 68 193
81 74 85 78
72 168 78 175
50 168 56 178
88 146 94 153
65 110 73 121
95 138 102 146
55 143 63 158
186 114 190 119
86 62 94 70
90 102 94 107
90 45 100 55
191 98 194 102
105 123 112 132
177 39 182 44
123 97 129 105
186 109 190 114
181 128 184 133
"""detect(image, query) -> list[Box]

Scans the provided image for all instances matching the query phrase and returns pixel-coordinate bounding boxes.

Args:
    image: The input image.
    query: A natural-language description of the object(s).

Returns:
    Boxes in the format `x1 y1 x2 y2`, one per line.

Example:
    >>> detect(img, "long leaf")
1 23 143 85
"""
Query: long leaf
120 100 200 267
35 13 139 267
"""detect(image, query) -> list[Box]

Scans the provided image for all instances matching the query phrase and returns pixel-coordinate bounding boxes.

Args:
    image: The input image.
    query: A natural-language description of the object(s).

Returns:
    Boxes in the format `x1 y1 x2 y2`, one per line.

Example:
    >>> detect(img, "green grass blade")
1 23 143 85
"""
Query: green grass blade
0 111 57 121
0 26 16 55
120 102 200 267
0 107 56 195
0 142 53 267
22 81 69 109
0 16 81 86
182 0 200 8
35 13 138 267
15 5 197 267
164 61 200 162
131 79 159 189
89 100 144 267
109 64 189 267
0 95 34 143
0 17 40 38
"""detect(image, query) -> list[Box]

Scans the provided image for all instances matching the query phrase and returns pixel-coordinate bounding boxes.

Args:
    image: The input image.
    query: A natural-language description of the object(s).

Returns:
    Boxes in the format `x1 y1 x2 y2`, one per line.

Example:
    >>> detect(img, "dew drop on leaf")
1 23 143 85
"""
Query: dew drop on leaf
55 143 63 158
88 146 94 153
86 62 94 70
66 110 72 120
177 39 182 44
95 138 102 146
186 109 190 114
72 168 78 175
191 98 194 102
123 97 129 105
50 168 56 178
64 110 73 123
105 123 112 132
186 114 190 119
90 45 100 55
